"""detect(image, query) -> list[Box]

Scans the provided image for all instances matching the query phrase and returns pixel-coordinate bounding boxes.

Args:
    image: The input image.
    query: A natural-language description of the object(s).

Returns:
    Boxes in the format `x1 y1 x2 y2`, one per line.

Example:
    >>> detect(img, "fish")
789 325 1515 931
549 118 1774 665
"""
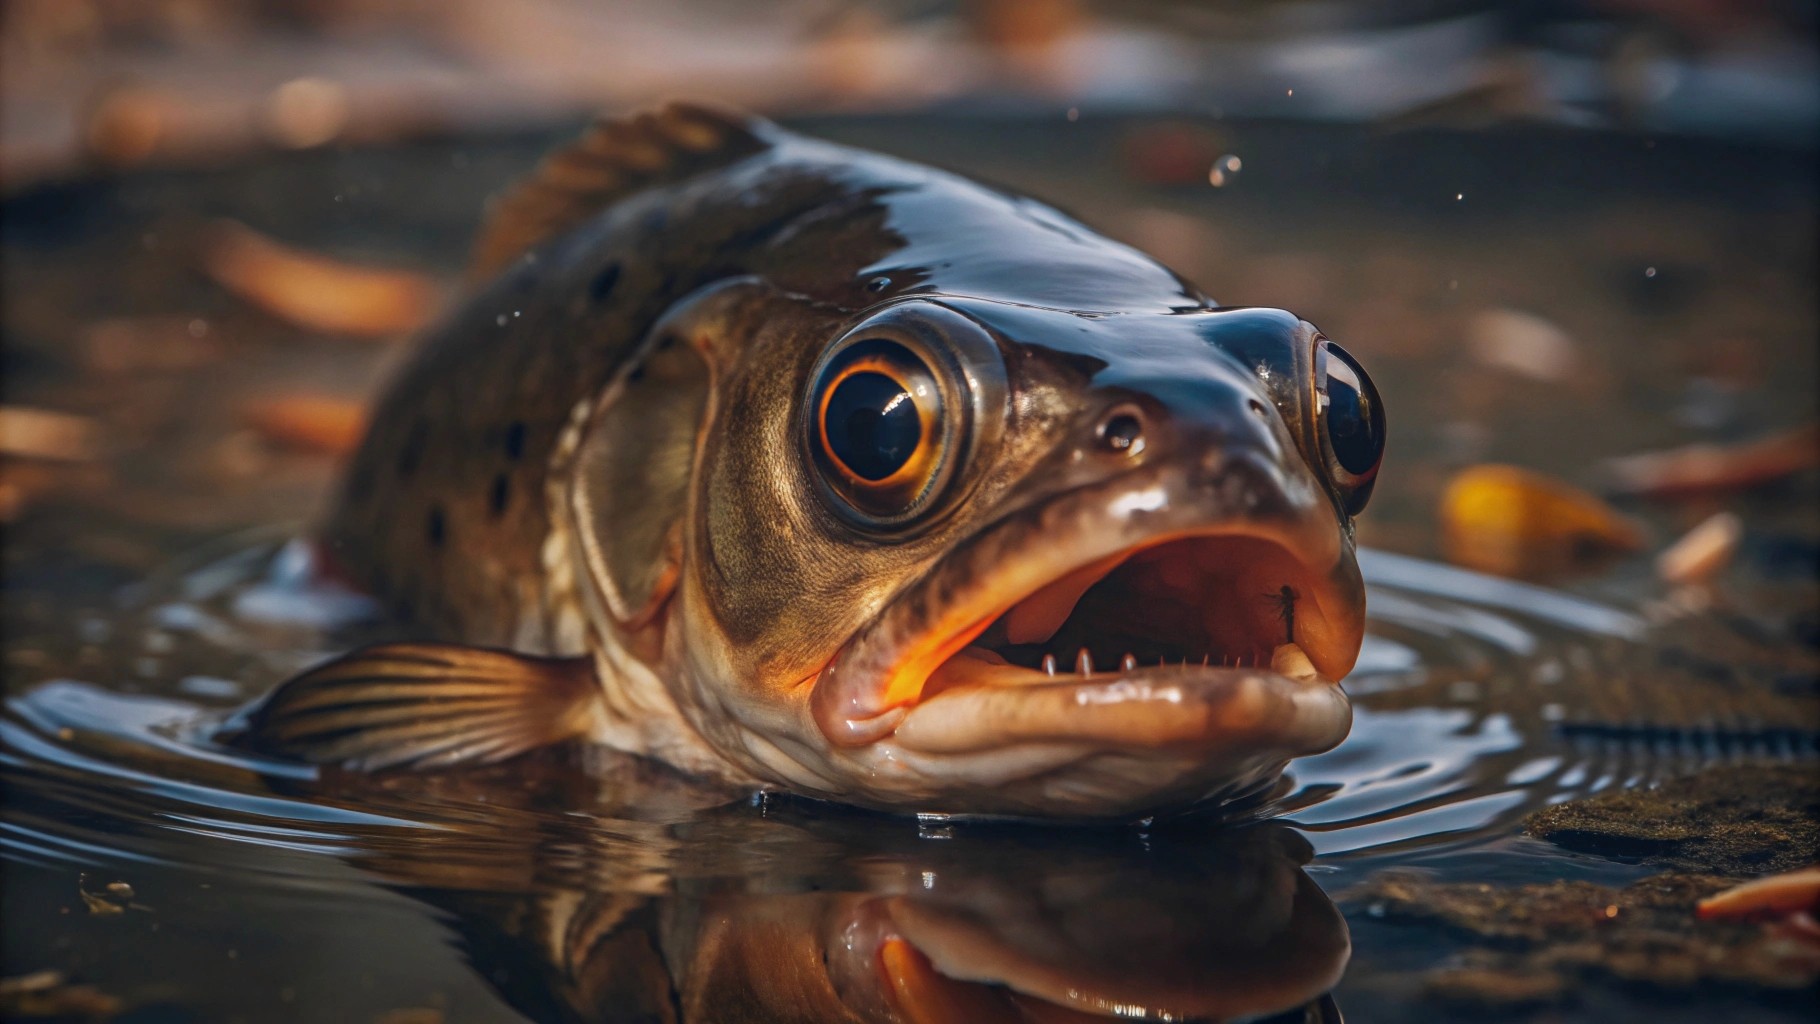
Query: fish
233 101 1386 819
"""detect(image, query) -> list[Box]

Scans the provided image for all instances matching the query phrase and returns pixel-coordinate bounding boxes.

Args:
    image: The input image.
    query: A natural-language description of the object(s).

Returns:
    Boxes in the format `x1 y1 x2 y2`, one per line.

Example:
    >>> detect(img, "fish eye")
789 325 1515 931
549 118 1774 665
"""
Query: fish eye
812 339 948 521
1314 339 1385 515
805 303 1006 529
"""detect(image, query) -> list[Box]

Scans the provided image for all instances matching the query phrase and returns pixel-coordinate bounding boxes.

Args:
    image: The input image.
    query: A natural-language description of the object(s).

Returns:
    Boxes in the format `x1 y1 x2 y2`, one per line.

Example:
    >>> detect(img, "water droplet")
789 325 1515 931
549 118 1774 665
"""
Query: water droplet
495 313 508 327
1455 192 1464 201
1066 107 1079 122
1645 266 1658 278
1208 154 1242 187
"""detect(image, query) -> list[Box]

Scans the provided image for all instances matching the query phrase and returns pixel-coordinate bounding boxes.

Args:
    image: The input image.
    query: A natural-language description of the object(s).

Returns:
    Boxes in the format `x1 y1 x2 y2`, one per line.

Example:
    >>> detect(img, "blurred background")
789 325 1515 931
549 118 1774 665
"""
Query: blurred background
4 0 1816 563
3 4 1818 1023
4 0 1818 181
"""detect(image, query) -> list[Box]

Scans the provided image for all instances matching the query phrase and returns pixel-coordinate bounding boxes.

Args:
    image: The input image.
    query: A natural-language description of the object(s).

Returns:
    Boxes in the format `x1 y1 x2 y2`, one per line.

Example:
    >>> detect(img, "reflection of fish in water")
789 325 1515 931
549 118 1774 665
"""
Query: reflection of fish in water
234 102 1387 819
351 778 1349 1024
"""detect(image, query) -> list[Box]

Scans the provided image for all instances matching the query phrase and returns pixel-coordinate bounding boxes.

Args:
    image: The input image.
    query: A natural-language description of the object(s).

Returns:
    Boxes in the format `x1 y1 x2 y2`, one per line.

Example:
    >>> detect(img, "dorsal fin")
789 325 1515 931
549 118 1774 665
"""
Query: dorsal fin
469 101 774 280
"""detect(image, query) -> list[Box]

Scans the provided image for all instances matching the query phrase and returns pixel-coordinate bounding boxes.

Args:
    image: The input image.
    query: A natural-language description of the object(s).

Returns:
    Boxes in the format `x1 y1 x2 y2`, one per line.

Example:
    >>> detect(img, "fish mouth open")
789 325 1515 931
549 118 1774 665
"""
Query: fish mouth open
810 455 1364 777
929 532 1349 694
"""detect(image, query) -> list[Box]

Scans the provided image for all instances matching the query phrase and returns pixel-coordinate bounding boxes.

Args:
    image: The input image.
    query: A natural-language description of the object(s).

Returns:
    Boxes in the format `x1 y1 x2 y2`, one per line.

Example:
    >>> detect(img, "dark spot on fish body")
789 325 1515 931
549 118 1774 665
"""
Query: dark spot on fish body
588 262 620 304
627 363 645 383
489 474 510 516
504 421 526 460
427 506 446 547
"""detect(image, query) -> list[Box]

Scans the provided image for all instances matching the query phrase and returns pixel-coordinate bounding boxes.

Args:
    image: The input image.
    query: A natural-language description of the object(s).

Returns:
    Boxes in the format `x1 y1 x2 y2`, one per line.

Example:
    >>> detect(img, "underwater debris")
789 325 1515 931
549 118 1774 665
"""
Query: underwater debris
1439 464 1645 579
1698 867 1820 925
75 874 147 916
241 395 368 457
1464 307 1578 383
1605 422 1820 500
0 407 100 463
1525 764 1820 874
200 221 441 338
1656 511 1742 588
0 970 121 1021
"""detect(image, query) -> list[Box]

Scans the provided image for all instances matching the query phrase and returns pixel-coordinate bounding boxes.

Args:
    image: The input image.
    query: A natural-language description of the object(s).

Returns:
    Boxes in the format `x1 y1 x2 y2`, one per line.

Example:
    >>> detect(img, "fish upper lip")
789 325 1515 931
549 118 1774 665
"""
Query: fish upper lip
809 451 1364 748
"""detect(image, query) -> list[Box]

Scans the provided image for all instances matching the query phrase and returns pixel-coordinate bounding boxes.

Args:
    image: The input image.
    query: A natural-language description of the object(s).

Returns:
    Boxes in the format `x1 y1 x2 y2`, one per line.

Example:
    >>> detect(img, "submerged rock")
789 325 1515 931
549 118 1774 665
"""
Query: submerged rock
1524 764 1820 874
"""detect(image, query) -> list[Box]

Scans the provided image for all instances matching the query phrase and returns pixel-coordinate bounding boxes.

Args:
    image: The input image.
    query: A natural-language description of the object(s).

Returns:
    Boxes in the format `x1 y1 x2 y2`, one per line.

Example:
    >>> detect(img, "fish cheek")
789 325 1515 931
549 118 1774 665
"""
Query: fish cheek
692 311 923 691
570 328 712 633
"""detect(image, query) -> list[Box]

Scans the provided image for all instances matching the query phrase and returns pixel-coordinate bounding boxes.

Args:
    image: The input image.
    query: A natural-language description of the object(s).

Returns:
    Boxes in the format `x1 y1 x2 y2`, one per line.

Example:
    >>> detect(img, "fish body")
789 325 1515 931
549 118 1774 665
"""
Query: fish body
246 104 1386 819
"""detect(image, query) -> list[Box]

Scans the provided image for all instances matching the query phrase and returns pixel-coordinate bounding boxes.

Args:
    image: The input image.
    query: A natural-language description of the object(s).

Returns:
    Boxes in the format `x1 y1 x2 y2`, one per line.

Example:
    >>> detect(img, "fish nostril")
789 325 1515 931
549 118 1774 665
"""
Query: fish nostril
1098 409 1147 457
1248 398 1269 418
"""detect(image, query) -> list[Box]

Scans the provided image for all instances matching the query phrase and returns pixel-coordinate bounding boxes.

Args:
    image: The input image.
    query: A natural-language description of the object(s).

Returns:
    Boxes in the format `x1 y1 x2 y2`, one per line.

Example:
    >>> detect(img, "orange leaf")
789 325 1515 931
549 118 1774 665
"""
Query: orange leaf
242 396 367 456
1697 867 1820 922
1606 422 1820 499
1440 464 1645 579
202 220 440 338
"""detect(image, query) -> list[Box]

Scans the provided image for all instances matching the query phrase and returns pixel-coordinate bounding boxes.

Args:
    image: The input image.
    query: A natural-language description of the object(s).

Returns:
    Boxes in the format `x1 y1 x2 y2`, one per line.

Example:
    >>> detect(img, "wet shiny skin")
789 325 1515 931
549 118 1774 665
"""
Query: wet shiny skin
300 107 1385 818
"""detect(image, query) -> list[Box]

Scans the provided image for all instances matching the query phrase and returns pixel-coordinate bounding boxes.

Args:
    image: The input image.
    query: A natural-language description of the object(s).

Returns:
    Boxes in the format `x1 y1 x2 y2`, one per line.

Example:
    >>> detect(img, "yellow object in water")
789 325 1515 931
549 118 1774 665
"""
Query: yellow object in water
1440 464 1645 579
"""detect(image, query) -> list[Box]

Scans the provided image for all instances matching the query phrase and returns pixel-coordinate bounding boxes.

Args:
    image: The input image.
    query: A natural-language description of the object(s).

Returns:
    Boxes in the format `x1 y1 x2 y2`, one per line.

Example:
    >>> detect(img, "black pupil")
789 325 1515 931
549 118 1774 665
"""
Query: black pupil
825 371 921 480
1324 346 1381 476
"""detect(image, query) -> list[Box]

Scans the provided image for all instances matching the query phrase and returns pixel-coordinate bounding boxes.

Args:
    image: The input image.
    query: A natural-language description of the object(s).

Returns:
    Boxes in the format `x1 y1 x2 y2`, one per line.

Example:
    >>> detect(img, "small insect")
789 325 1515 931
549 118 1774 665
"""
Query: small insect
1263 585 1299 645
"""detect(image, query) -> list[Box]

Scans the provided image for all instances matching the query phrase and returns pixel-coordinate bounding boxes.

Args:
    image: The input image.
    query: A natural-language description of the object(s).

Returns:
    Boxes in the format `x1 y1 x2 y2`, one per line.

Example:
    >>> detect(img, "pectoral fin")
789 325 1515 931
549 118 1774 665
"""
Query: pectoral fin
234 643 598 771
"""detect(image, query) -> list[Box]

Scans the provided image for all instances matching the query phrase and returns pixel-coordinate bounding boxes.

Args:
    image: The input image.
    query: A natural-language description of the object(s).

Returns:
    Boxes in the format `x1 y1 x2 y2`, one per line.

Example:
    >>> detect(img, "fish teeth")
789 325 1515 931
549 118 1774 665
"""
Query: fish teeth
1120 652 1137 671
1075 648 1093 677
1041 653 1057 677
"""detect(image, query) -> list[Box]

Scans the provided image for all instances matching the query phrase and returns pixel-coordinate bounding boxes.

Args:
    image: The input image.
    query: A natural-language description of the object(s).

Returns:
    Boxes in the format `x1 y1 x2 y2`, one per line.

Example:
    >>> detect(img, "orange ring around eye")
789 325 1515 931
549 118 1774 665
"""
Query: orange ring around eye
815 349 944 514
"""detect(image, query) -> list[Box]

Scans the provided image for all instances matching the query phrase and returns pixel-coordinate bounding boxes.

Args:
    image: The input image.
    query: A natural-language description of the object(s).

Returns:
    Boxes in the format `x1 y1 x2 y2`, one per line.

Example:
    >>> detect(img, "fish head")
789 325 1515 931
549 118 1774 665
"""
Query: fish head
656 287 1383 817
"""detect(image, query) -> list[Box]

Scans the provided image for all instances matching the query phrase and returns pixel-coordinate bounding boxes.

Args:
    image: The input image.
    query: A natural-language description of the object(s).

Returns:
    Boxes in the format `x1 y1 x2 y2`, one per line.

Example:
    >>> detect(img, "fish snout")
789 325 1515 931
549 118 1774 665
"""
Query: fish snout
1082 370 1297 493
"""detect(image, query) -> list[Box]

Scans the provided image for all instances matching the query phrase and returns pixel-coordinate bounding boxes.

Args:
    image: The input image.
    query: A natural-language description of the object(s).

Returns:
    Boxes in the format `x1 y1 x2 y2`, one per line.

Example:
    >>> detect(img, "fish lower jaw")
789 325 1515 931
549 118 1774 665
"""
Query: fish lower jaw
890 641 1346 760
